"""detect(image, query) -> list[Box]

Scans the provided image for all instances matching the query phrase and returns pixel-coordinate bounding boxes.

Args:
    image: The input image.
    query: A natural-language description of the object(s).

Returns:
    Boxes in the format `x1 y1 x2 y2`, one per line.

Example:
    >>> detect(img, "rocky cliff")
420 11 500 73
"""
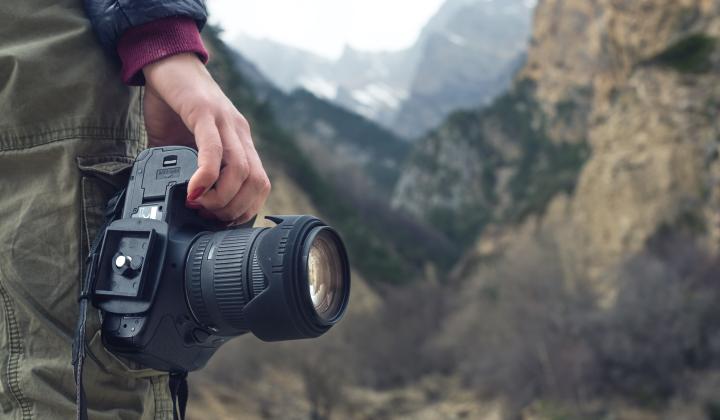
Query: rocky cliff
546 0 720 291
395 0 720 294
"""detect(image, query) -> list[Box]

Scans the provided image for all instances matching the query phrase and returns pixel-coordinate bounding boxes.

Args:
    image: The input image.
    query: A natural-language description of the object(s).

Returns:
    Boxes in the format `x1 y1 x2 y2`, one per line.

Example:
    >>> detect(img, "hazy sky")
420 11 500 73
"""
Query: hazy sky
207 0 447 59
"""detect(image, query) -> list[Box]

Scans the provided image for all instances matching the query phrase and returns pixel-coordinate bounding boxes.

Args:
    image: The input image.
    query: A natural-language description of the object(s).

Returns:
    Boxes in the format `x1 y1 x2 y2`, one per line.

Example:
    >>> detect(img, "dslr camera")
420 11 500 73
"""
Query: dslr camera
88 146 350 372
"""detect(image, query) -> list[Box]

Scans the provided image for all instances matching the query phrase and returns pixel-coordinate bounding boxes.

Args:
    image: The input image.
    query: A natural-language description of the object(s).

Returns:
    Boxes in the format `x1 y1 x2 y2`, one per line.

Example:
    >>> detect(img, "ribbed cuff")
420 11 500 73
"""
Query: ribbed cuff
117 17 209 86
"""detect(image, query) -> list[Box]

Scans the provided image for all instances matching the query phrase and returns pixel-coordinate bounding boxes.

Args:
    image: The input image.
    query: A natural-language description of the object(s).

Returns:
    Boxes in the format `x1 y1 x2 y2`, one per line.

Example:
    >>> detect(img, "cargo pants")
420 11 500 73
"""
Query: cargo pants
0 1 174 419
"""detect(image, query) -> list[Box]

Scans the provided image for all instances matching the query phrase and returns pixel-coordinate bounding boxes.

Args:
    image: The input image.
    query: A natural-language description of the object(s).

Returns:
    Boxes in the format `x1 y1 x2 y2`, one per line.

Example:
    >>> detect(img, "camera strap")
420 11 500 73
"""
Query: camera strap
169 372 189 419
72 188 126 420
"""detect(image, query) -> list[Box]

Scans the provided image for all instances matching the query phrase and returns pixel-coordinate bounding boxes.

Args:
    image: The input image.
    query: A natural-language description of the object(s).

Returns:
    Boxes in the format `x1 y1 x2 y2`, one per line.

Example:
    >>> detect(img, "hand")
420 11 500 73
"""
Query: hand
143 53 271 224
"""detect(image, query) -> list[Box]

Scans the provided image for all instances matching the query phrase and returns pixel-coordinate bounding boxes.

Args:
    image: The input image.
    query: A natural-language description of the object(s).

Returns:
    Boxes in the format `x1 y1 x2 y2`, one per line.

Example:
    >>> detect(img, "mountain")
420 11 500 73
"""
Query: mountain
233 35 415 128
192 26 468 420
392 79 588 247
393 0 533 138
204 27 457 285
224 46 410 196
395 0 720 294
231 0 534 138
391 0 720 417
191 1 720 418
269 89 410 194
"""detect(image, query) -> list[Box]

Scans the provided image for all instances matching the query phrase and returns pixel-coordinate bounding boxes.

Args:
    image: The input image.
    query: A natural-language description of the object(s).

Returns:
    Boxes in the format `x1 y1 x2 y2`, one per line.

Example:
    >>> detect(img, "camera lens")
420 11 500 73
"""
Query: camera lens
185 216 350 341
305 228 346 322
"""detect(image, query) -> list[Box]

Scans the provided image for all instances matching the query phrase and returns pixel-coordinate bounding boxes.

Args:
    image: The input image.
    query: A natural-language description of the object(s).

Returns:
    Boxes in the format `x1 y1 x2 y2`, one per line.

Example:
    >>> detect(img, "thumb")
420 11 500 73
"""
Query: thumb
187 118 222 202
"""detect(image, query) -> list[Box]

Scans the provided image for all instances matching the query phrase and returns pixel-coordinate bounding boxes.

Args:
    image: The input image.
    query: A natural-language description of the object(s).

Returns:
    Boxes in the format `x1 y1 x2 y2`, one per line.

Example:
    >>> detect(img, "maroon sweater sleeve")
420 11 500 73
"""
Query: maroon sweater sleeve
117 17 209 86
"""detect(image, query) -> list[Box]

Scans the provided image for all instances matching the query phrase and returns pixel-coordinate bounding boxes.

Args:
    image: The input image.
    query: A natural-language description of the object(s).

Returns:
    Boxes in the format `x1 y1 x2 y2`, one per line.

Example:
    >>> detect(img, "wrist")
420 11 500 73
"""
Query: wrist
143 52 206 81
144 53 209 99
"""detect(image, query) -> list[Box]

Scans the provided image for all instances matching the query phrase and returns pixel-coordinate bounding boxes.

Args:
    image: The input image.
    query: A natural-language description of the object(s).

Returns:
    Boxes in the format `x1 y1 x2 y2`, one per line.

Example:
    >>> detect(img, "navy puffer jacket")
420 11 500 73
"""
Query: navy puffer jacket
84 0 208 53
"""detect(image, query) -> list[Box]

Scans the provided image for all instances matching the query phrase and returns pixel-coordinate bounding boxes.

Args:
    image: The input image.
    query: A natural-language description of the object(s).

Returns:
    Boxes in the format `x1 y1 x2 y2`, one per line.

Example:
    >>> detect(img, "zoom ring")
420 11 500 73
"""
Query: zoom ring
213 230 253 328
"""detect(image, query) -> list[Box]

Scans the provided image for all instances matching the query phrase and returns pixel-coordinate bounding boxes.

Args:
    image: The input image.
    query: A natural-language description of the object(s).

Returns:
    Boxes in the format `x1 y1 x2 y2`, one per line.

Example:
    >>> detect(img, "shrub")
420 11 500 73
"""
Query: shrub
651 34 717 73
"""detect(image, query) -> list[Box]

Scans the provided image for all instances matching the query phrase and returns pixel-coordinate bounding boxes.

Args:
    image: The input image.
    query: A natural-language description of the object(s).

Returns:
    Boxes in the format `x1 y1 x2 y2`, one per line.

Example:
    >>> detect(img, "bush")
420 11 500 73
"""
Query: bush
433 238 599 413
651 34 717 74
435 233 720 415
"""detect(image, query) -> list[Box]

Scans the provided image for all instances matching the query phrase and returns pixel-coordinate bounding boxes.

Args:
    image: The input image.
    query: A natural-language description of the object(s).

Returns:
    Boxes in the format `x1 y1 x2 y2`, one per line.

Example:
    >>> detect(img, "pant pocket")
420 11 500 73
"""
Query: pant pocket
77 154 135 260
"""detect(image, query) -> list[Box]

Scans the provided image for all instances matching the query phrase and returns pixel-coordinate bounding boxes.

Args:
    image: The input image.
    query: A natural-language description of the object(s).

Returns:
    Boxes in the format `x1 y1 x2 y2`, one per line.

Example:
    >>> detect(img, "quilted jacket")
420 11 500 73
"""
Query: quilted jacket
84 0 208 53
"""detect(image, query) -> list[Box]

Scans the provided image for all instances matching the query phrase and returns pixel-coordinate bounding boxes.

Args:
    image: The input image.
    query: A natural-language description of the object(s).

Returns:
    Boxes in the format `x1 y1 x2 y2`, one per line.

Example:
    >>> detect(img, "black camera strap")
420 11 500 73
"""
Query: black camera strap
169 372 189 419
72 189 125 420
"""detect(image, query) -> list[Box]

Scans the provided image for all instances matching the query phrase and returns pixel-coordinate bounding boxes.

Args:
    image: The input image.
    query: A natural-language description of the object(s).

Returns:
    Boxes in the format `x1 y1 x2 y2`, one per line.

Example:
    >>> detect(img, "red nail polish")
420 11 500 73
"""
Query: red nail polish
187 187 206 202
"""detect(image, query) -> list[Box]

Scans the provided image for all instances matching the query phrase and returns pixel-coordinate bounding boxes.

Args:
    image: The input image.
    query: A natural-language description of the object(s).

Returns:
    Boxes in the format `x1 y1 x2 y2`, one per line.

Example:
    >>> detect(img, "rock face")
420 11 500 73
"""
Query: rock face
549 0 720 286
268 89 410 197
393 77 589 246
395 0 720 291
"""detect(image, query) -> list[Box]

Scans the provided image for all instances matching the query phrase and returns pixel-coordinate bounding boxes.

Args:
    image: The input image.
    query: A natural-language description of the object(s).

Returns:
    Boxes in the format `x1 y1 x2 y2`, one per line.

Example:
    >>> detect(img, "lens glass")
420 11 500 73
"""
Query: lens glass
306 230 345 322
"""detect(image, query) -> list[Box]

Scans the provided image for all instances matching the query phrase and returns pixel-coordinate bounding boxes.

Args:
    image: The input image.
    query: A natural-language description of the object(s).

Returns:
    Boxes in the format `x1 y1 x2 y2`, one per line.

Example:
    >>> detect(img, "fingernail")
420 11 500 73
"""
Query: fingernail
185 201 203 210
187 187 206 202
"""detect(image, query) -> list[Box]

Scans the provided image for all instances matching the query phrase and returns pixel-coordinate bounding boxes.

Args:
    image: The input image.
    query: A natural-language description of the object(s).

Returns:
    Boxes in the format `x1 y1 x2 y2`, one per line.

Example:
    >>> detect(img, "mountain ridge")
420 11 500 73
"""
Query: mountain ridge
231 0 534 139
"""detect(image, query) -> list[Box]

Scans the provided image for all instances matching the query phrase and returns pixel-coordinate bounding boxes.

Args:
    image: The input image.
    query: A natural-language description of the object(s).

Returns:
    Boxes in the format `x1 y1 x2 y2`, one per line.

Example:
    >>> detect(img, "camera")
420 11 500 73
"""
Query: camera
89 146 351 372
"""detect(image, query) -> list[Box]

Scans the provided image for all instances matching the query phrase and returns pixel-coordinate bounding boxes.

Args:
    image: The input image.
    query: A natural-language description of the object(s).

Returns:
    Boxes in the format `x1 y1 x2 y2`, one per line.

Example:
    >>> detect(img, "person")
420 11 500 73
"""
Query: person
0 0 271 418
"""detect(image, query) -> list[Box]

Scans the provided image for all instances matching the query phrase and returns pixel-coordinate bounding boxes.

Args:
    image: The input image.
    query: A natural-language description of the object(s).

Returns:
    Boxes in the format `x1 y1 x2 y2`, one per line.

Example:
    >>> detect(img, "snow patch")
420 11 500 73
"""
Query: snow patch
299 76 338 100
444 32 467 47
350 84 407 111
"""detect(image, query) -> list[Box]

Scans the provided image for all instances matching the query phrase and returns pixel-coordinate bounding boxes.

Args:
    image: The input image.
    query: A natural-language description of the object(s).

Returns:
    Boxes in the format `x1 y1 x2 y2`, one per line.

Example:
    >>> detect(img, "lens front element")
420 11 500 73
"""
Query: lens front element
307 229 346 322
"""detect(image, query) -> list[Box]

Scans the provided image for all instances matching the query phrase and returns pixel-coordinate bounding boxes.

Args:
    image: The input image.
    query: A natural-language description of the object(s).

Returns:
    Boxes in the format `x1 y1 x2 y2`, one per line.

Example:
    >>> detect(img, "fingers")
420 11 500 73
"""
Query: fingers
233 191 268 225
213 171 268 222
211 147 271 223
192 122 248 210
230 139 271 224
187 116 222 202
187 115 271 223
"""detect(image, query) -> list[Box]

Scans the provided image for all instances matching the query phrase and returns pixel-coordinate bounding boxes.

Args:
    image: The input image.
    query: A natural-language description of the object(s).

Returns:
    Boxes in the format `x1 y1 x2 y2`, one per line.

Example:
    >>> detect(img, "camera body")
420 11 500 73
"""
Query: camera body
92 146 226 371
91 146 350 373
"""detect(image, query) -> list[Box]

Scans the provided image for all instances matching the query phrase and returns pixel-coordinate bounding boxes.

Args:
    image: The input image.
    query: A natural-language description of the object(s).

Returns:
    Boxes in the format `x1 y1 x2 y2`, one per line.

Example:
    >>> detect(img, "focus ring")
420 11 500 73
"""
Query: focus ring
187 235 212 326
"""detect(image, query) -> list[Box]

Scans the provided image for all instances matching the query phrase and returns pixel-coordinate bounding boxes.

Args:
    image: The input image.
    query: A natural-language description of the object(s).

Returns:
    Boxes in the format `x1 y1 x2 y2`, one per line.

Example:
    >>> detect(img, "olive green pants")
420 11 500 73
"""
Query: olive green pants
0 1 173 419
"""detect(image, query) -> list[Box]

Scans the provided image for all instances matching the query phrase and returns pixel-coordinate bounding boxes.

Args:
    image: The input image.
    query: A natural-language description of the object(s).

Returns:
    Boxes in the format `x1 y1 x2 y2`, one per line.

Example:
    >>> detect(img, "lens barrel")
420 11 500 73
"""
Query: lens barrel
185 216 350 340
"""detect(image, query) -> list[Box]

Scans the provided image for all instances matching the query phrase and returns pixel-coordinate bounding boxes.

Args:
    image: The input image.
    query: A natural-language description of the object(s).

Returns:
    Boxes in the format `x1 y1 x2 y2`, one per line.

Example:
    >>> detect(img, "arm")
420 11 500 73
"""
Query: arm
85 1 271 224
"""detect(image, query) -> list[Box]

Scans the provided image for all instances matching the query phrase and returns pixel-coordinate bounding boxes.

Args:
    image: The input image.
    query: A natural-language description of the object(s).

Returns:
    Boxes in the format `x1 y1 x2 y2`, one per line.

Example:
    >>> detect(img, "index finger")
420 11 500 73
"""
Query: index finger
187 117 222 201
